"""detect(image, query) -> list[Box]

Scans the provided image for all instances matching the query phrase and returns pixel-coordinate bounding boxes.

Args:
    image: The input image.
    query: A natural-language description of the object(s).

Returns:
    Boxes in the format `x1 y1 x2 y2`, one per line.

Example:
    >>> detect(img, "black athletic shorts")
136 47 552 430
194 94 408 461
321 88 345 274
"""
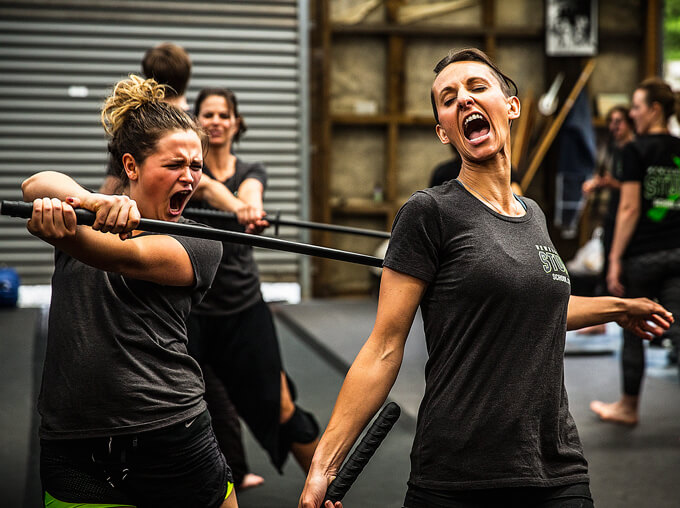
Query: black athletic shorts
41 409 233 508
404 482 594 508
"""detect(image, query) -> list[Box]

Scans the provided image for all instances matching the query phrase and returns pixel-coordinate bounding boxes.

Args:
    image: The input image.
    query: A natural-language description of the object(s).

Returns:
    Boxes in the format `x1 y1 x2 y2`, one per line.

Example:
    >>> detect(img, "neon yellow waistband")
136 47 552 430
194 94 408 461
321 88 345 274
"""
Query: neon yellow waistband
45 491 136 508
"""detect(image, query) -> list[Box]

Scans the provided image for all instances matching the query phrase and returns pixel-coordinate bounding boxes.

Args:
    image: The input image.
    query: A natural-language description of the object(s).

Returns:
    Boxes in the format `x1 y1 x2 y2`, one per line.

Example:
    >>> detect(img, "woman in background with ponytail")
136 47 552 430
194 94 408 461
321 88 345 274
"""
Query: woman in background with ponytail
22 75 238 508
591 77 680 426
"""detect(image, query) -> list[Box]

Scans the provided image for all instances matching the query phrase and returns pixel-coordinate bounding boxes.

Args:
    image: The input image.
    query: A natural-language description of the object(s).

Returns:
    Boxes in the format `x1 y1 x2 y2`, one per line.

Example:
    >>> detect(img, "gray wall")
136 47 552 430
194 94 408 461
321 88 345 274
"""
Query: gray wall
0 0 307 284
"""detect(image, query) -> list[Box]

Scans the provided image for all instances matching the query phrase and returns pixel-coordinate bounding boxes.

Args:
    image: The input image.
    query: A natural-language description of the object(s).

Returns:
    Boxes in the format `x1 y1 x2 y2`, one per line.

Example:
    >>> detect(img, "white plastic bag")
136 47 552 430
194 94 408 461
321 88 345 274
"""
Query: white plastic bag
566 227 604 275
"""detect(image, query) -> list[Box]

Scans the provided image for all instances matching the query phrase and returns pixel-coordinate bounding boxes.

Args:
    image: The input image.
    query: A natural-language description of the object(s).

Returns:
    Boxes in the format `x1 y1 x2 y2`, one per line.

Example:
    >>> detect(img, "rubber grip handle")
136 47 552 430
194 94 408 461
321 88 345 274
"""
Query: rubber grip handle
1 200 97 226
324 402 401 503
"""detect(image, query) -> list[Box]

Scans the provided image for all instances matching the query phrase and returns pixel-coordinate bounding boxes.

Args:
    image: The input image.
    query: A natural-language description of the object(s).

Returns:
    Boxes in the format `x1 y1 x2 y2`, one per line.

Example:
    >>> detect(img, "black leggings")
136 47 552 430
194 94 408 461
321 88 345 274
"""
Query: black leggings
404 482 593 508
622 249 680 396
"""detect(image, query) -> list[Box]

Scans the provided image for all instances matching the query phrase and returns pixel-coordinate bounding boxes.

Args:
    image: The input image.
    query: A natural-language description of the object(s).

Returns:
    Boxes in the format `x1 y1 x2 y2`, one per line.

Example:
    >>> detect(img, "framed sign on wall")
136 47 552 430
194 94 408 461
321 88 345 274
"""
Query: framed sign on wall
546 0 598 56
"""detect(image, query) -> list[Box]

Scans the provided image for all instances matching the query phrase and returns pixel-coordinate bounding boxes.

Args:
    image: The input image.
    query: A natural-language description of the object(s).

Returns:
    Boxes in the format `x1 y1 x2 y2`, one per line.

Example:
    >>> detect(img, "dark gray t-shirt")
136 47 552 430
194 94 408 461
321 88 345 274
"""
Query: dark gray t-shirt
39 221 222 439
383 181 588 490
190 158 267 315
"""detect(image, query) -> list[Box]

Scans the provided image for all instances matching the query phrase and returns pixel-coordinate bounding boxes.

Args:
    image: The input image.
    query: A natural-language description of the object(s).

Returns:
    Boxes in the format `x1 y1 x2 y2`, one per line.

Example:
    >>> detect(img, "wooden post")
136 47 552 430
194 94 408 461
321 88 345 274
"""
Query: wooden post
645 0 662 78
311 0 333 296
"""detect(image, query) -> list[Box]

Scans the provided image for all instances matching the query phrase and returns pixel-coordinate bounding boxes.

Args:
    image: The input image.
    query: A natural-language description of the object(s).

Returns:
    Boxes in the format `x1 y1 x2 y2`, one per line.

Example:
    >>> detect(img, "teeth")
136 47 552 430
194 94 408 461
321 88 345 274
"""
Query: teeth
464 113 483 127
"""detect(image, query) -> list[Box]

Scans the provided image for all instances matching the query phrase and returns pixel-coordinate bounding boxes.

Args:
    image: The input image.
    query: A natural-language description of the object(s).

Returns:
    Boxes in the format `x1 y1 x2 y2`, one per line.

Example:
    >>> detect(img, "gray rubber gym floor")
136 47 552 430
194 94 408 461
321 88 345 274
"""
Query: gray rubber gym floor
2 299 679 507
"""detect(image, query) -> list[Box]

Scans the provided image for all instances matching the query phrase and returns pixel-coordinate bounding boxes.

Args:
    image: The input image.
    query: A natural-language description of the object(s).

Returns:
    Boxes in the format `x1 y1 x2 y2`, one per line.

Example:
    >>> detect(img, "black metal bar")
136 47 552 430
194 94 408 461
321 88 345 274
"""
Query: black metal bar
182 207 391 239
0 201 384 268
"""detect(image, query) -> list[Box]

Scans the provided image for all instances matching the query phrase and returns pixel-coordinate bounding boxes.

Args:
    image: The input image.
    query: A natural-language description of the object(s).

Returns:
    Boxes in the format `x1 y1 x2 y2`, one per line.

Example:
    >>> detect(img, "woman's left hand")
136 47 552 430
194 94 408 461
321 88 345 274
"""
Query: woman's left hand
615 297 674 339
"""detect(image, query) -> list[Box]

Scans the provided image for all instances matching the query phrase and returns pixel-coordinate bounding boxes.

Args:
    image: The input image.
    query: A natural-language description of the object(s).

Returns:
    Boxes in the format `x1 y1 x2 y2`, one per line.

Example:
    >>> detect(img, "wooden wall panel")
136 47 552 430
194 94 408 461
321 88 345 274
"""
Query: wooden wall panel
404 37 483 116
331 36 387 114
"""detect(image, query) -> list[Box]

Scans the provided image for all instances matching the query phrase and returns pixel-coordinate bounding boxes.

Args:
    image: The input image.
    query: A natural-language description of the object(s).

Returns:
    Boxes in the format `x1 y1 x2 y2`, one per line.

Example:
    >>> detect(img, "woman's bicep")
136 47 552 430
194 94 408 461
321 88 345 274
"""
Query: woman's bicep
124 235 195 286
370 267 427 351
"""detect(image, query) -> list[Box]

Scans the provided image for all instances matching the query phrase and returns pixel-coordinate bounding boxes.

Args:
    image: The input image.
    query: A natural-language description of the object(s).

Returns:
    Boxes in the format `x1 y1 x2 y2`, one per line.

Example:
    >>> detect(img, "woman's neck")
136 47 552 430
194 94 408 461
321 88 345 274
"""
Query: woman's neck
457 155 522 216
205 142 236 181
646 124 669 135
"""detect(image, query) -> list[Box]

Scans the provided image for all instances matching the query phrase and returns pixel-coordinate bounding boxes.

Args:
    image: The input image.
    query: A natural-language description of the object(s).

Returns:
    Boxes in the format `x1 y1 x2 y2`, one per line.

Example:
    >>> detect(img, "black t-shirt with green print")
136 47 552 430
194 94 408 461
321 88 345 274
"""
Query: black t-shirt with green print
620 133 680 257
383 181 588 491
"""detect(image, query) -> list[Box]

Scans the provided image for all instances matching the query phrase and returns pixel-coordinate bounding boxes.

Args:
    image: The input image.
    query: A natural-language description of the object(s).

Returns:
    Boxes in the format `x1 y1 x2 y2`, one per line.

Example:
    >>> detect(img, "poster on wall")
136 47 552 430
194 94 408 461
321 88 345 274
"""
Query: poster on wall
546 0 598 56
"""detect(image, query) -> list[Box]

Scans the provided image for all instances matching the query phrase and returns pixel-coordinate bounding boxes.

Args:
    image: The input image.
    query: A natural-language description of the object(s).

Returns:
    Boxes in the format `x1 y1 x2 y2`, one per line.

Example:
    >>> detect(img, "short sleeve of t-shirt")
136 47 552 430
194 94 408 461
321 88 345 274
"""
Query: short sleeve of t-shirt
620 142 644 182
241 161 267 188
383 191 441 283
171 219 222 304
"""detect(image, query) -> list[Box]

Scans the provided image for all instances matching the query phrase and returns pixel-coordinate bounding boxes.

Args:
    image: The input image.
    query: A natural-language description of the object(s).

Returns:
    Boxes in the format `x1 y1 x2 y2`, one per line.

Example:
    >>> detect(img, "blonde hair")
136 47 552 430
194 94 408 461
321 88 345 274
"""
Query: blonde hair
101 74 206 181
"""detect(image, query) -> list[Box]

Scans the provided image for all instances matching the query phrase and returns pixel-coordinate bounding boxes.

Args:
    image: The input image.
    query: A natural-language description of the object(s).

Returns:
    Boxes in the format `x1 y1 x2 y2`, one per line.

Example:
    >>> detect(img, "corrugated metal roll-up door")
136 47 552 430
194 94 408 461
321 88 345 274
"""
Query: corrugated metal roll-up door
0 0 306 284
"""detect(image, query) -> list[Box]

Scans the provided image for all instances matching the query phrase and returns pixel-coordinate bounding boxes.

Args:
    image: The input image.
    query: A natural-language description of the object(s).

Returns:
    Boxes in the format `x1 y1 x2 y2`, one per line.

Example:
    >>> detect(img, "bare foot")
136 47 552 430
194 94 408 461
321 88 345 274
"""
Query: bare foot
577 324 607 335
238 473 265 491
590 400 638 426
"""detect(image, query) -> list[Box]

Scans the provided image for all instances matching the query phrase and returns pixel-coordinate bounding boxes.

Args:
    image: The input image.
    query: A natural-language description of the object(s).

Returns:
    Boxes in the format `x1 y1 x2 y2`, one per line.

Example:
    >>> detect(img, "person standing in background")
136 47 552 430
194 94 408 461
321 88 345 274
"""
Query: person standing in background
591 78 680 426
100 42 192 195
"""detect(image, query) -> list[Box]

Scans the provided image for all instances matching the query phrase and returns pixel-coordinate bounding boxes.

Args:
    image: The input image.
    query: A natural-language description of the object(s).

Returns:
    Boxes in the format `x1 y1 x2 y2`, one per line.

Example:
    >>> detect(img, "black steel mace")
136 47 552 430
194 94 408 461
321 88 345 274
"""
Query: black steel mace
0 201 384 268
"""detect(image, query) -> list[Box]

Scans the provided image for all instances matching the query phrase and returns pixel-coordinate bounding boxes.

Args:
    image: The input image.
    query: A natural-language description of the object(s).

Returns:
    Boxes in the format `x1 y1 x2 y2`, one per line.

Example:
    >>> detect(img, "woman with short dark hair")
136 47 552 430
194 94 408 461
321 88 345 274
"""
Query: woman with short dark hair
299 49 673 508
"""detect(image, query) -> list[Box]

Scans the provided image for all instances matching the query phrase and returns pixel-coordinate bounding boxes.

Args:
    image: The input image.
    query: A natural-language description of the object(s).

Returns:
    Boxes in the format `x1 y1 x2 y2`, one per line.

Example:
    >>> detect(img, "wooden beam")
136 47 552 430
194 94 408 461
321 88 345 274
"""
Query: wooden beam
310 0 333 296
520 59 596 192
511 91 535 172
645 0 661 78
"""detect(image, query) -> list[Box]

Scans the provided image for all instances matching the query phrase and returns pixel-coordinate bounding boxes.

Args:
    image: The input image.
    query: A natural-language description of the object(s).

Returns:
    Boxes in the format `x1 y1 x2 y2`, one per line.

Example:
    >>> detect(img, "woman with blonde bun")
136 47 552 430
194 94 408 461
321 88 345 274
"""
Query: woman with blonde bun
22 75 238 508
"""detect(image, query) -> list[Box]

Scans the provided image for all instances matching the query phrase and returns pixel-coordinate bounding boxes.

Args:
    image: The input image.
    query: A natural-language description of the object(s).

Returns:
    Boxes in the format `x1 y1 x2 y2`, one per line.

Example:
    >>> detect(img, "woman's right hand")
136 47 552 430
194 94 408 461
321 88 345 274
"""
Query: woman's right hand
27 198 78 241
298 470 342 508
582 177 599 195
67 194 140 239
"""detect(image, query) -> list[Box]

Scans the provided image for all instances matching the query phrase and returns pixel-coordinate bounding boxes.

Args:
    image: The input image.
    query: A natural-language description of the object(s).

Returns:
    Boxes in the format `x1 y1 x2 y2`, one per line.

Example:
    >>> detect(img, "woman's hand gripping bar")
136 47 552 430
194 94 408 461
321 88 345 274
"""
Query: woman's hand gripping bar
324 402 401 504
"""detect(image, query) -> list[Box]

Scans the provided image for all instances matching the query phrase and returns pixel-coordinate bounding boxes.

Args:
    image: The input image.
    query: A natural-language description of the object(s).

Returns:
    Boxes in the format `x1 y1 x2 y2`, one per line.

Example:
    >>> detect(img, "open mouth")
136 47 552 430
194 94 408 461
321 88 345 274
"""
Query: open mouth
463 113 490 142
169 190 192 215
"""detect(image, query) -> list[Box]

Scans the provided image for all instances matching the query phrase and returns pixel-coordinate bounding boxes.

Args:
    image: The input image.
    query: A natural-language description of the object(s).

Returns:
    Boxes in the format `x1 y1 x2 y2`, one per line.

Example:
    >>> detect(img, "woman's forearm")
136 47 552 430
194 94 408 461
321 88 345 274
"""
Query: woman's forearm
22 171 92 202
194 176 244 212
609 182 641 261
237 179 264 210
309 338 403 475
567 295 627 330
609 206 639 261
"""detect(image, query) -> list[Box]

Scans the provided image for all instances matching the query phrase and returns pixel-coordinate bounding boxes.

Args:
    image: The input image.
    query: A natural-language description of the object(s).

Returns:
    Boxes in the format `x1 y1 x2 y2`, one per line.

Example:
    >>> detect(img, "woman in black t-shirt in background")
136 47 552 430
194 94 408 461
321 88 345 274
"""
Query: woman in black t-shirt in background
591 78 680 426
299 49 673 508
187 88 320 485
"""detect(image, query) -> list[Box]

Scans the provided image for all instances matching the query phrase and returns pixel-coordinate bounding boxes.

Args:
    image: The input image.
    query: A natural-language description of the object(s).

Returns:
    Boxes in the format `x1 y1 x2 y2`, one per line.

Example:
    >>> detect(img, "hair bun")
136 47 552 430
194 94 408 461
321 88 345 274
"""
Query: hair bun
101 74 166 136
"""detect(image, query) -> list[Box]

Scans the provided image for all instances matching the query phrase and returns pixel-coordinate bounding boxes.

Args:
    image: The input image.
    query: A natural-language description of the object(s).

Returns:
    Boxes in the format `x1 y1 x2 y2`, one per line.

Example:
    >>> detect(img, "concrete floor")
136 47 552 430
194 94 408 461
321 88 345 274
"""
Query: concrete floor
1 300 679 507
276 299 680 508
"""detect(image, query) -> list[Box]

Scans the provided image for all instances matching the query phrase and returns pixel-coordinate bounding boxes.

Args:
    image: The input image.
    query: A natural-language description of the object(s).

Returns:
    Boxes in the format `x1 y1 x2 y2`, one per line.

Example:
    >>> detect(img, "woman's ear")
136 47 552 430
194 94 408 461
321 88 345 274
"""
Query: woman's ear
507 96 521 120
435 124 450 144
122 153 139 182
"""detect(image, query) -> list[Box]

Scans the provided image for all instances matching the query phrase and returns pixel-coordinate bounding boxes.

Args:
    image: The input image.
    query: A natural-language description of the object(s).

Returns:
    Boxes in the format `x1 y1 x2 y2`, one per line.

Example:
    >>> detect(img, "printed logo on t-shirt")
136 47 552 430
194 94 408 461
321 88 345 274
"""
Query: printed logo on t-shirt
535 245 570 285
644 159 680 221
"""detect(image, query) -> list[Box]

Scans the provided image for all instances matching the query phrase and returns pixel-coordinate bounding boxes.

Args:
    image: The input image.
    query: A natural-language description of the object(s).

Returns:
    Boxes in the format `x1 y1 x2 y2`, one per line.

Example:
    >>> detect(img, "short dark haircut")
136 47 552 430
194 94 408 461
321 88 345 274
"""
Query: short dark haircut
141 43 192 98
194 88 248 143
430 48 518 124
